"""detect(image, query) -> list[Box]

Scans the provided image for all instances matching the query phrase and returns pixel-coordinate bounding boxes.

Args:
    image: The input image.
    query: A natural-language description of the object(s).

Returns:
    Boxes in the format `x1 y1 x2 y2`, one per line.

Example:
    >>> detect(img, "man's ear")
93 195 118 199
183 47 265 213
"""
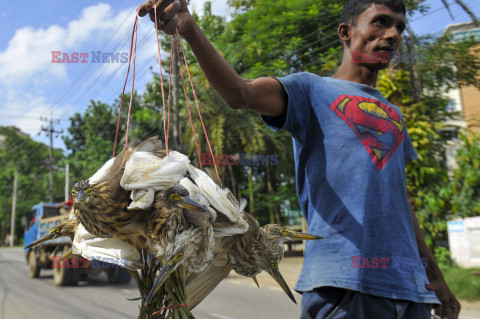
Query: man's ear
338 23 351 42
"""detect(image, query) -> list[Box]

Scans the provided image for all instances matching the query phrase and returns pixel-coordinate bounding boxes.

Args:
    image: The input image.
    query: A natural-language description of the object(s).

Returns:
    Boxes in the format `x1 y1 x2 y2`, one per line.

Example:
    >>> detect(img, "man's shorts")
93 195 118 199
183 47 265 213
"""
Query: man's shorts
300 286 434 319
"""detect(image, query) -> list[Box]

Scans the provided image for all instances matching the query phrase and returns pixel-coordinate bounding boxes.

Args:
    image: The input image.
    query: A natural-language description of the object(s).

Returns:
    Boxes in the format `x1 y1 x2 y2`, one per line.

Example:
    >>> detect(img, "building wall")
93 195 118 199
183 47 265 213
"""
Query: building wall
447 25 480 135
460 81 480 135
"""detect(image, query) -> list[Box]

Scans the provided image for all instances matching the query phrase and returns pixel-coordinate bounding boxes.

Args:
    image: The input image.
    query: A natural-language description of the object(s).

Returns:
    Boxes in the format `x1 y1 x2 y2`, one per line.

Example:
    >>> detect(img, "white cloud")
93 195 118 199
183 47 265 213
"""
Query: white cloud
0 3 137 86
0 3 140 137
0 0 230 139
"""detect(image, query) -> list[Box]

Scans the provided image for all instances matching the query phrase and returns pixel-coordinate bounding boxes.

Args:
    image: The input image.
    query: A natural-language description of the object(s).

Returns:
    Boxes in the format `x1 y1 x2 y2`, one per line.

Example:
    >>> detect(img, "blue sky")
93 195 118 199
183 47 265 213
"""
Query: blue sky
0 0 478 151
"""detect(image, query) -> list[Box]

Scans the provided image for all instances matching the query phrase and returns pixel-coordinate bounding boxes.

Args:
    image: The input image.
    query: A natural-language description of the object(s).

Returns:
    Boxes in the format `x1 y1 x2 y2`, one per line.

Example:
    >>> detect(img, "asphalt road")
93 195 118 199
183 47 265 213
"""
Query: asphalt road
2 247 479 319
0 247 302 319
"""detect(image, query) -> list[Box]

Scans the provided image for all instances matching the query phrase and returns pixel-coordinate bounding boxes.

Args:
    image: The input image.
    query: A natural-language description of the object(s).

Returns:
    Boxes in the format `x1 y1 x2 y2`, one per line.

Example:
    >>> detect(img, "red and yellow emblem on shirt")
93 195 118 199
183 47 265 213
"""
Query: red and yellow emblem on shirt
330 95 405 171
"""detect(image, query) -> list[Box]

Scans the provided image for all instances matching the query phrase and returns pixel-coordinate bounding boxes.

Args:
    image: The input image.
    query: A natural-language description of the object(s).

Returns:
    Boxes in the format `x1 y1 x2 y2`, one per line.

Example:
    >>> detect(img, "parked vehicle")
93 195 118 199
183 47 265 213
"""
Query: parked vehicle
23 202 131 286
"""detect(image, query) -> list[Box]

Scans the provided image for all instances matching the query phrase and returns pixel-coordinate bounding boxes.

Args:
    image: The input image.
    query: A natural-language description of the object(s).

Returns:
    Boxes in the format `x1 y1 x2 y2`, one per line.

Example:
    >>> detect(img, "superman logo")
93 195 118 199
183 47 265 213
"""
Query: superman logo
330 94 405 171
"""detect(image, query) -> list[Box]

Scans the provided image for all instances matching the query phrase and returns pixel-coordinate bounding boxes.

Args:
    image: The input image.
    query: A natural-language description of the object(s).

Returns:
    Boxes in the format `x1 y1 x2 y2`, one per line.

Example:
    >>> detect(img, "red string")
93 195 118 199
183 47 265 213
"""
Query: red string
114 11 220 184
124 13 139 148
153 6 167 155
175 30 219 180
172 33 203 169
113 13 138 157
152 303 188 316
165 42 174 155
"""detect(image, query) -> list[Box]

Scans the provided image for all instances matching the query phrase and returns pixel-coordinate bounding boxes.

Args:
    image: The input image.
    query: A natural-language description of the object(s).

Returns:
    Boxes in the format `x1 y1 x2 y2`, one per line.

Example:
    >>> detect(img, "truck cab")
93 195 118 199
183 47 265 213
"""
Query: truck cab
24 202 131 286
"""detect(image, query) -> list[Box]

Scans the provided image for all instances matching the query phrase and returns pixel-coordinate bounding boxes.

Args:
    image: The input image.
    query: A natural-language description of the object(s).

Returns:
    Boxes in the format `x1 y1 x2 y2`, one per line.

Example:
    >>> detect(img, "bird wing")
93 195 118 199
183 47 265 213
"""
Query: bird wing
89 157 116 185
185 239 232 309
186 164 248 237
72 224 141 270
121 151 190 209
134 135 163 153
241 211 260 238
98 136 161 186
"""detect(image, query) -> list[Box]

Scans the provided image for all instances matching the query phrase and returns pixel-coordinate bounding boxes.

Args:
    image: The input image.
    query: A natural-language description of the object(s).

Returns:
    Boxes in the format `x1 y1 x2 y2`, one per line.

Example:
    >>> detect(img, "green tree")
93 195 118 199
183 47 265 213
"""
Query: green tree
0 126 65 245
450 132 480 217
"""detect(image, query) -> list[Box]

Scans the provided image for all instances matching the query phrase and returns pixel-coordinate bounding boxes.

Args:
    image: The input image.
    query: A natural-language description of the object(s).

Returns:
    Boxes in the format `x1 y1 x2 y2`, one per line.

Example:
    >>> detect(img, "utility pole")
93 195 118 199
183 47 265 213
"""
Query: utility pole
41 116 63 202
65 162 69 202
1 190 7 246
9 171 17 247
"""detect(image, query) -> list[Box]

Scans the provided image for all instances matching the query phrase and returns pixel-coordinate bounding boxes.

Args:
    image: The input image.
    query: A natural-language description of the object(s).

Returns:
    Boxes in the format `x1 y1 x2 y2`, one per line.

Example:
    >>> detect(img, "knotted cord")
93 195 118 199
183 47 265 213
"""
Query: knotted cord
152 303 188 316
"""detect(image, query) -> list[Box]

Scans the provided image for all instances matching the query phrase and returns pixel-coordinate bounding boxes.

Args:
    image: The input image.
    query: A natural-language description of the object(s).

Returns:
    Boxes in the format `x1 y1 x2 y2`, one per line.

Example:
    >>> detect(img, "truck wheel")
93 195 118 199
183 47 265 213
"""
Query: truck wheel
53 251 72 286
28 252 41 278
107 267 132 284
69 268 81 286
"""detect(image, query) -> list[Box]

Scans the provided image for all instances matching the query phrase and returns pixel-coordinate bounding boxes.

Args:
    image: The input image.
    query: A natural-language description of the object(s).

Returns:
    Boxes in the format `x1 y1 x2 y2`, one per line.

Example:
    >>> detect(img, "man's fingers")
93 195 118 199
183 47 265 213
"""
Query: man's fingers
162 0 182 22
138 0 156 17
435 304 459 319
163 15 179 35
139 0 175 19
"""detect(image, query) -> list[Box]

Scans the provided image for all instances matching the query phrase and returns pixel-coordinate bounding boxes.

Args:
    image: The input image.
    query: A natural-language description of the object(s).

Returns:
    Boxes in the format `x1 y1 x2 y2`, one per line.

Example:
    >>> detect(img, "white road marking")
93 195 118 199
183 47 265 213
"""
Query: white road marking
209 313 236 319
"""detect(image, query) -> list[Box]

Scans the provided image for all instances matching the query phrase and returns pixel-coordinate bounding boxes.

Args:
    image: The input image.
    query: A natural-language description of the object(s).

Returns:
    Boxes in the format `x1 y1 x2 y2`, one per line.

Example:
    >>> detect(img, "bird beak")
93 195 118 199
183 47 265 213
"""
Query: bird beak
75 190 86 203
61 248 73 261
288 230 324 241
75 191 85 202
178 196 207 212
145 259 178 303
24 230 57 249
268 263 297 304
252 275 260 288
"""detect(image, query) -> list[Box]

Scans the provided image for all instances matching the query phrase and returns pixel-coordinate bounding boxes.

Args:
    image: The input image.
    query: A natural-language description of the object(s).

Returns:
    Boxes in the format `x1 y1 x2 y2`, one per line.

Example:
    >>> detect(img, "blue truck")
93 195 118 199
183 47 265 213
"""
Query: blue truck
24 202 131 286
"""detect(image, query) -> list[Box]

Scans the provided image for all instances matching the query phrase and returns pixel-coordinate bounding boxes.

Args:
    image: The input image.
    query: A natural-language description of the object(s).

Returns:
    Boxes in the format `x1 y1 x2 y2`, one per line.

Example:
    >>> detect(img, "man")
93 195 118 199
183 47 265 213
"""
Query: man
138 0 460 318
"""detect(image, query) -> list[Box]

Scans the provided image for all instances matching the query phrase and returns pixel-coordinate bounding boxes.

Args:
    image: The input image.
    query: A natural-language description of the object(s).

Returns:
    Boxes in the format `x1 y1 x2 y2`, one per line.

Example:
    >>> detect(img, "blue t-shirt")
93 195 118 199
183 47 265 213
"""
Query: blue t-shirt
262 72 440 304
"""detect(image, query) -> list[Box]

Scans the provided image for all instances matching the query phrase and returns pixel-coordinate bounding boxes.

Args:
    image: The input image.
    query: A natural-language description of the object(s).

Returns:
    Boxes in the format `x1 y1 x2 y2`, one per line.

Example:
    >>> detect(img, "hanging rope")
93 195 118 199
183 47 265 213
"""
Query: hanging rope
113 13 139 157
172 33 203 169
153 6 168 154
124 14 139 148
174 30 219 179
113 9 220 181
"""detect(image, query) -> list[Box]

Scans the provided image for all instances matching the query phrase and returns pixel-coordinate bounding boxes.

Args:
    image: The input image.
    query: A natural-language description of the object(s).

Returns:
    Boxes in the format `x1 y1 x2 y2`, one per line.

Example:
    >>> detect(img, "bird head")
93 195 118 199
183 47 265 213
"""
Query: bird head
255 243 297 304
24 220 76 249
146 227 213 303
262 224 324 244
72 180 93 204
163 184 207 212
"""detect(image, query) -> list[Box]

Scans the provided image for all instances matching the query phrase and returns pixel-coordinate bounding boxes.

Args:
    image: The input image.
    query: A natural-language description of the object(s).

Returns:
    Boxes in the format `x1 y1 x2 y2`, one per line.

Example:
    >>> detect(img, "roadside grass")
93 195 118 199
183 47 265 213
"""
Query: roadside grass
440 264 480 301
435 247 480 301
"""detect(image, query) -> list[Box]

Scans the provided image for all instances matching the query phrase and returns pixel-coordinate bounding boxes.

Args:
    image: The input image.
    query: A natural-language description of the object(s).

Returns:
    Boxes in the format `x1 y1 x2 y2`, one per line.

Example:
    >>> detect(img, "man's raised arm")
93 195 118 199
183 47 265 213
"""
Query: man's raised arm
138 0 287 117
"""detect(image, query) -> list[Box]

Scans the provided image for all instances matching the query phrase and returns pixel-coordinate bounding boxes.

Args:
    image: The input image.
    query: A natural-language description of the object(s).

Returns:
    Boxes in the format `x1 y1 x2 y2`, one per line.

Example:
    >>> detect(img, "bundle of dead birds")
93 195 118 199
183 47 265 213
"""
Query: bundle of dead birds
28 137 324 319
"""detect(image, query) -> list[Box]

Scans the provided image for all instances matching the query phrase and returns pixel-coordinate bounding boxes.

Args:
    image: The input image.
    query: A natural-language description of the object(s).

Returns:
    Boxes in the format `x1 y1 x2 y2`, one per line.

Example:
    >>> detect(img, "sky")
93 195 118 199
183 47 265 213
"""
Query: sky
0 0 478 152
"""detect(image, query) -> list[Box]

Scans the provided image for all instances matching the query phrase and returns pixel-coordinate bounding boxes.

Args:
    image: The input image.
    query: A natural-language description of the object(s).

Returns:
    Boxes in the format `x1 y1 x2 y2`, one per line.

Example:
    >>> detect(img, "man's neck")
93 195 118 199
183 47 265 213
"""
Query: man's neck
332 61 380 88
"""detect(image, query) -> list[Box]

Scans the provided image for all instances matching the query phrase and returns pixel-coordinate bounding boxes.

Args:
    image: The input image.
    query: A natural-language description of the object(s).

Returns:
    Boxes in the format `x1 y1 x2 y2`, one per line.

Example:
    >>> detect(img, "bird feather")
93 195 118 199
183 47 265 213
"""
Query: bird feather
186 164 248 236
72 224 141 270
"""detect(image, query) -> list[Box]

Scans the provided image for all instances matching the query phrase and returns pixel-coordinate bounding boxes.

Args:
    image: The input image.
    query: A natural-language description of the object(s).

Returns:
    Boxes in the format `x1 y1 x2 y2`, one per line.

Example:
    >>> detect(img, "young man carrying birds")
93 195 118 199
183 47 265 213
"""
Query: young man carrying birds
137 0 460 318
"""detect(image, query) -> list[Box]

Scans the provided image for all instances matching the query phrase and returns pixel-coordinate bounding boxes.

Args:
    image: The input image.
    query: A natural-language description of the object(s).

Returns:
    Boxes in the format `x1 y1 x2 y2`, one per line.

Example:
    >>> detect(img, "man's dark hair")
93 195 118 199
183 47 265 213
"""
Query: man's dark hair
340 0 406 25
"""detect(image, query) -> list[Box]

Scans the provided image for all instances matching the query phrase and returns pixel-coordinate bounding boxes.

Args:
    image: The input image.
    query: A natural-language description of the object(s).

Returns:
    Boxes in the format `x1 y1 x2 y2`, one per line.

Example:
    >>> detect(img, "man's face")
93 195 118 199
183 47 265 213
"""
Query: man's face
347 4 406 68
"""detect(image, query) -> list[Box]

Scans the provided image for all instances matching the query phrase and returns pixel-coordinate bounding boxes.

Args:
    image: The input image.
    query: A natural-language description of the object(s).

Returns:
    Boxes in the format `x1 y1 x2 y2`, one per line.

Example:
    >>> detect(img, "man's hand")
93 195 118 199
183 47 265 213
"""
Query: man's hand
408 203 461 319
138 0 286 116
432 277 461 319
138 0 193 35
